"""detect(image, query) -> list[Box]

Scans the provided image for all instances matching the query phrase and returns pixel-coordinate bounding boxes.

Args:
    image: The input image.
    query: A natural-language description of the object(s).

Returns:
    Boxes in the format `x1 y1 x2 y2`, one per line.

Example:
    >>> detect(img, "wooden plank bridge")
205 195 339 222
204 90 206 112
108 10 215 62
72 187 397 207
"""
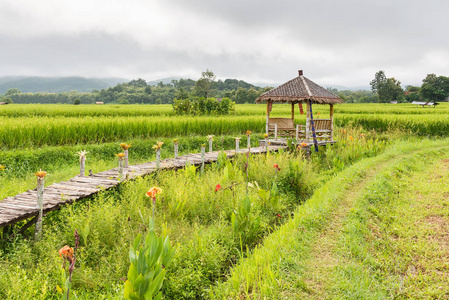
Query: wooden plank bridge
0 145 285 230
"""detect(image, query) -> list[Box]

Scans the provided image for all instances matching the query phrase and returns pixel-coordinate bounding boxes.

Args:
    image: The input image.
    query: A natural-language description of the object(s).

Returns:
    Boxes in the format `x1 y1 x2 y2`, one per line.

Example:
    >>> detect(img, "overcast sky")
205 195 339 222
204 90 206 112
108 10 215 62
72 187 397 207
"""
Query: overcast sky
1 0 448 88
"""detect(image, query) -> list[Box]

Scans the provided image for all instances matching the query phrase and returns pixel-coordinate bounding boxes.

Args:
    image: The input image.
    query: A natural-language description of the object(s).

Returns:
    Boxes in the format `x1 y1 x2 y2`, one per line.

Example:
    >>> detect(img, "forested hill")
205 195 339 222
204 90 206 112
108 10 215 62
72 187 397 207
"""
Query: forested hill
0 76 126 94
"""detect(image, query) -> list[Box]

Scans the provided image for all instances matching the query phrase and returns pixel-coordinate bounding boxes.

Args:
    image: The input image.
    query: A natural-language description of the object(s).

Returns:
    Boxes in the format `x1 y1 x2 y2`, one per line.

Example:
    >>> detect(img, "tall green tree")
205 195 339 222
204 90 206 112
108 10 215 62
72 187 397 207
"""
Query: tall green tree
370 71 404 102
194 69 216 98
419 74 449 101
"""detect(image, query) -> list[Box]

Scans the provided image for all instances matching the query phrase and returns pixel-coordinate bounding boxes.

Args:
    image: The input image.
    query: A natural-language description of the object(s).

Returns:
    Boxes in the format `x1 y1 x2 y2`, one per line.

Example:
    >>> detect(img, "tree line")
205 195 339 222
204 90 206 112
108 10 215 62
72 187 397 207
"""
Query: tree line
369 70 449 103
0 70 270 105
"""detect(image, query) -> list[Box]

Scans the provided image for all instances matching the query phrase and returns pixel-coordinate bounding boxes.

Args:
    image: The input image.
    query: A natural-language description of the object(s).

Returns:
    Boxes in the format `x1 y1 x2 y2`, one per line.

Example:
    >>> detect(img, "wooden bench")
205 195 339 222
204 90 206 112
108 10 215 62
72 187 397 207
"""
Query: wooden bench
268 118 297 138
309 119 332 140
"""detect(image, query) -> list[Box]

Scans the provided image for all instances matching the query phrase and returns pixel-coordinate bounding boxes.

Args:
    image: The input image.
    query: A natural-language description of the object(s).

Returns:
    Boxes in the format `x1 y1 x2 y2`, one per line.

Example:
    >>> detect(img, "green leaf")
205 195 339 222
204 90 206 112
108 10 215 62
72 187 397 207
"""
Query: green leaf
243 195 251 213
148 269 166 297
133 233 142 251
127 263 138 283
124 280 133 299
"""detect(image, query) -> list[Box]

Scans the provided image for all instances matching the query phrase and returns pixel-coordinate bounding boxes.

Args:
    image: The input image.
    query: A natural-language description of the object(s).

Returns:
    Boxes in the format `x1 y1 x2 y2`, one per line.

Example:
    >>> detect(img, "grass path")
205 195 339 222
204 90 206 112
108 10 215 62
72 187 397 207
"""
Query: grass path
213 139 449 299
298 149 415 298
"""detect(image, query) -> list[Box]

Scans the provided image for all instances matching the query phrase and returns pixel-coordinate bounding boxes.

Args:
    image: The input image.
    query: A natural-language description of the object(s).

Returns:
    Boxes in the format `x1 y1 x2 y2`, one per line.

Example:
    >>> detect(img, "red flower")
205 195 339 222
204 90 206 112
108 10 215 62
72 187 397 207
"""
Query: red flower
215 184 221 192
276 214 281 218
273 164 281 171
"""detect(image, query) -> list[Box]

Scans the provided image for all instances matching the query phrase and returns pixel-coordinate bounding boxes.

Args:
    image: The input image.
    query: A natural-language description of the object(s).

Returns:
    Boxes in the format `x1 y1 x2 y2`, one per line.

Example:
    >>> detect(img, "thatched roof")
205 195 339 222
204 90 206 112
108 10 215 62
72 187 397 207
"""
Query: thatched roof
256 70 344 104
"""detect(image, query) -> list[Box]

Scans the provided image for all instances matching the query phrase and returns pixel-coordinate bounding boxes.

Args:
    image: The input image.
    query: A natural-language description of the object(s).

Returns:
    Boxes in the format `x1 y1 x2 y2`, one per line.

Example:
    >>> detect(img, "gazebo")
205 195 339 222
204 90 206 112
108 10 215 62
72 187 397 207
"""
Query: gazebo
255 70 344 148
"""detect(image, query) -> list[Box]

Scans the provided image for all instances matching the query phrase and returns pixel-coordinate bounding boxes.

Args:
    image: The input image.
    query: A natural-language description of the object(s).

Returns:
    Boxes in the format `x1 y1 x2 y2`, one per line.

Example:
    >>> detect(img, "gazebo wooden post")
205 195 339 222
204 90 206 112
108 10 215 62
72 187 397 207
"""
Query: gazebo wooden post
291 102 295 122
305 102 310 143
330 104 334 141
266 100 271 136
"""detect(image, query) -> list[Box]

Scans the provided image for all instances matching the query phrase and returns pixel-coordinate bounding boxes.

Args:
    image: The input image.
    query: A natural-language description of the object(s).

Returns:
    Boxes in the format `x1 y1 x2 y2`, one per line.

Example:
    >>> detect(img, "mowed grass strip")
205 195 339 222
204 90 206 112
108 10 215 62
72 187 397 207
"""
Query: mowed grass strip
211 139 449 299
330 144 449 299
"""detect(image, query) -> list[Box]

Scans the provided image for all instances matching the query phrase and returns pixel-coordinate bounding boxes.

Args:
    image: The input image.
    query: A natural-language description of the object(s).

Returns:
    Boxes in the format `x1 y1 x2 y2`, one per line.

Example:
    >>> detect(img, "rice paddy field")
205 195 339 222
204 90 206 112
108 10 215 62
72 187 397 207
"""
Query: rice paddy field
1 103 449 299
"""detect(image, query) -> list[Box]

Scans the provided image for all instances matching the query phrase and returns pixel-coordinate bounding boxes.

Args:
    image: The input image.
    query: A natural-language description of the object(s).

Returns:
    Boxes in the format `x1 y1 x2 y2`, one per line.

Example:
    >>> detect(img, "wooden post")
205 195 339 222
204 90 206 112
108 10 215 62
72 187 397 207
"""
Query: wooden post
296 124 299 143
80 155 86 177
34 176 44 240
235 138 240 153
265 136 268 152
118 158 124 181
124 149 129 168
291 102 295 121
330 104 334 141
274 123 278 141
174 142 179 159
247 135 251 149
201 146 205 173
306 102 310 143
209 138 213 152
156 148 161 169
266 101 271 135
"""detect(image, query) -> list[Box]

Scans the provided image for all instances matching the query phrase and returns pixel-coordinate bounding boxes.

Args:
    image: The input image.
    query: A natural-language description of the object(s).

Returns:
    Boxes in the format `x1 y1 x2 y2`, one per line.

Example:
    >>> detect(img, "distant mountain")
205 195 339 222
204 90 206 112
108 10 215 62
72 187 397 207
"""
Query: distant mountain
147 77 182 86
0 76 128 94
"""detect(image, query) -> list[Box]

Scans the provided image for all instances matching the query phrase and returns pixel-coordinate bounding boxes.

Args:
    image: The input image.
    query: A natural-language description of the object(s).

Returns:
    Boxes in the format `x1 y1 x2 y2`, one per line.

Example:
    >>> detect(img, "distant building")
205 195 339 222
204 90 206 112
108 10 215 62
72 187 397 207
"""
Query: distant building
95 102 104 105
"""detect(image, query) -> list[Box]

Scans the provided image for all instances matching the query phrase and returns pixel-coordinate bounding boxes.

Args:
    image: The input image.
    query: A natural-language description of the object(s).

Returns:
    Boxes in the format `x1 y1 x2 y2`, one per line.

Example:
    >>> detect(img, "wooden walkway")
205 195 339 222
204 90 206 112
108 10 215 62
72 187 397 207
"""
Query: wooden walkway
0 145 285 229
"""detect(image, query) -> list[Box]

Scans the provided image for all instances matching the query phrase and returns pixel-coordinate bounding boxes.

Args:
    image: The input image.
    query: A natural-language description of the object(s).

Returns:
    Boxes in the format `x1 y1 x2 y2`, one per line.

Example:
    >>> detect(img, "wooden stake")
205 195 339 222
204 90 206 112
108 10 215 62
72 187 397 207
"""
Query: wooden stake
235 138 240 153
247 135 251 149
124 149 129 168
156 148 161 169
201 146 205 173
34 177 44 240
209 138 213 152
80 156 86 177
174 142 179 159
118 159 123 181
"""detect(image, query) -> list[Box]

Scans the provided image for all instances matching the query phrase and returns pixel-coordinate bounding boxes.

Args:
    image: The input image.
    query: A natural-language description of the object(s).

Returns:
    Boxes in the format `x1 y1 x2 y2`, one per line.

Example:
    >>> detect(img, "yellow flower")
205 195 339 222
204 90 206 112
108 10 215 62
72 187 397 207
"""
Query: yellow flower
0 164 5 171
116 153 125 160
35 169 47 178
207 135 214 141
77 150 89 162
263 134 268 138
152 141 164 150
301 142 308 147
173 139 178 143
246 130 252 136
120 143 132 150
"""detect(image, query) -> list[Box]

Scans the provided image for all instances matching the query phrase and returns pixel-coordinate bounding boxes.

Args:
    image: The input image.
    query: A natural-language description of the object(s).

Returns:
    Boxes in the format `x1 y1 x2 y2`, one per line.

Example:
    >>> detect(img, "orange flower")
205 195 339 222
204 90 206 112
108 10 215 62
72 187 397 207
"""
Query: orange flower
116 153 125 160
246 130 252 136
274 164 281 171
59 245 74 260
215 184 221 192
301 142 308 147
349 136 354 141
35 169 47 178
146 187 162 198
